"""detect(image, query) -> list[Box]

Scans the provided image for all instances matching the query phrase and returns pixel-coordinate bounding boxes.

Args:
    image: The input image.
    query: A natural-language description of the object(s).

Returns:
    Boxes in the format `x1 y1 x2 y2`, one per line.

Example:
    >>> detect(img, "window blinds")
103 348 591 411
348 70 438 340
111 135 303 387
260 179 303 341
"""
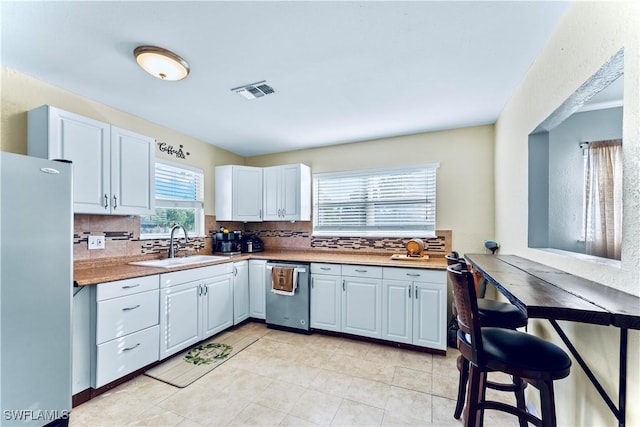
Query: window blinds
313 164 438 237
155 161 204 208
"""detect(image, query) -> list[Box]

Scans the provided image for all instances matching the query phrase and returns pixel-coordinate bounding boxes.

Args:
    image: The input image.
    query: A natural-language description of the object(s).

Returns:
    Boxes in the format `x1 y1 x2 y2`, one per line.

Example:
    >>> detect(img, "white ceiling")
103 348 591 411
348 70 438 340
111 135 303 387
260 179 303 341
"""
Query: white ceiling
1 1 570 157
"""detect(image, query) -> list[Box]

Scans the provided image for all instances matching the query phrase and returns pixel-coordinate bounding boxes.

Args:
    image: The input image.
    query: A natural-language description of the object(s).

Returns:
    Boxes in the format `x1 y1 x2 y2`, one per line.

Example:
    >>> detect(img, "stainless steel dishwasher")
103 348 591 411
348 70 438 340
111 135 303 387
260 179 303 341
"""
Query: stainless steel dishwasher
265 262 311 333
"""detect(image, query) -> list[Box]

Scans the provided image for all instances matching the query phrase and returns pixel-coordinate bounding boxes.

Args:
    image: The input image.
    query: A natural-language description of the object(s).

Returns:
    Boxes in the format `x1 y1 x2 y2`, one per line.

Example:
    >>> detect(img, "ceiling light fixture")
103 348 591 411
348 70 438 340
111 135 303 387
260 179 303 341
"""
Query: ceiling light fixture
133 46 190 81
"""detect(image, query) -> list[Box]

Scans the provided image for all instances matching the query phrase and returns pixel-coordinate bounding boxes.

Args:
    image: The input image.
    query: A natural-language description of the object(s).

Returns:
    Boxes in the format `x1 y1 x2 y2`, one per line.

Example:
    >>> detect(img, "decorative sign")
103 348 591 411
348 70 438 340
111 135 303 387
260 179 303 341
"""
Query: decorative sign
157 142 190 159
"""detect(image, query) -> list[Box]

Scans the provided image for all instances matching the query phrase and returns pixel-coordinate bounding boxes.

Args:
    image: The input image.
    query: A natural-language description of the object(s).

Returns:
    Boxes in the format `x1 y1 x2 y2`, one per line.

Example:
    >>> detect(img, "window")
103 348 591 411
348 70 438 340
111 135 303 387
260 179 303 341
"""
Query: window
140 160 204 239
313 163 439 237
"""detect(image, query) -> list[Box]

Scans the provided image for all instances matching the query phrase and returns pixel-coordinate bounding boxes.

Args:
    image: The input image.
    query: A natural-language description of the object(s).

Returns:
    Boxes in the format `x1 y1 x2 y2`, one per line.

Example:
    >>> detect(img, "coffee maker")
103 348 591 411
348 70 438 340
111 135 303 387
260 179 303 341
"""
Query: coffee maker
213 228 242 255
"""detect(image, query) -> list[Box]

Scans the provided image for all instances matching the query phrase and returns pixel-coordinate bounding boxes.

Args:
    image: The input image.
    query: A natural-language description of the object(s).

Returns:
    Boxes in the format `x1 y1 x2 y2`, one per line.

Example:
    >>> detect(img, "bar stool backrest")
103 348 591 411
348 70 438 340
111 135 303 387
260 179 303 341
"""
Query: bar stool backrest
448 262 485 366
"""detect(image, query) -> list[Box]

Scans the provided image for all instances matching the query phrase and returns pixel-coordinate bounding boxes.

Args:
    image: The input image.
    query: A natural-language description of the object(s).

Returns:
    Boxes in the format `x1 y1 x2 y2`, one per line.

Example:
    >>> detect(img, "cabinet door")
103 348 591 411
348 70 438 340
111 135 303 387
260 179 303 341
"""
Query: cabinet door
310 274 342 332
30 106 111 214
160 281 201 359
342 277 382 338
72 287 91 395
110 126 155 215
382 280 412 344
202 274 234 338
281 164 301 220
233 166 263 221
233 261 250 324
262 166 280 220
413 282 447 350
249 260 267 319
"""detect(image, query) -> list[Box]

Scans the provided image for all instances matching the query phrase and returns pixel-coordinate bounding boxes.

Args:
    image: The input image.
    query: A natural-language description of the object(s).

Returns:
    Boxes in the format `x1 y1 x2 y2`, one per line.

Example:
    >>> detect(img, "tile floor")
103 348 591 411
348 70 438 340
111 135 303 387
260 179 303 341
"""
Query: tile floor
70 322 519 426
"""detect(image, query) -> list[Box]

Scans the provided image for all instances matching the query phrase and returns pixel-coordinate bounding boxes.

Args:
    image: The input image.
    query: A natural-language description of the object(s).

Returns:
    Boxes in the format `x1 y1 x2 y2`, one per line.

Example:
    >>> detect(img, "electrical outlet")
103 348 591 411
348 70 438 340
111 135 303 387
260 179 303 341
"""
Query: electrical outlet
88 235 106 250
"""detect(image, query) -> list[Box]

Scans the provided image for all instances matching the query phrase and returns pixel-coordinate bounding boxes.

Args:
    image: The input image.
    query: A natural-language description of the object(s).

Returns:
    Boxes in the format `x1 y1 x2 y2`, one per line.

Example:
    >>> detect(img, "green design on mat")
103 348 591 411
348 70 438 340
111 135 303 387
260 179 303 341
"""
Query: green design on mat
184 342 233 366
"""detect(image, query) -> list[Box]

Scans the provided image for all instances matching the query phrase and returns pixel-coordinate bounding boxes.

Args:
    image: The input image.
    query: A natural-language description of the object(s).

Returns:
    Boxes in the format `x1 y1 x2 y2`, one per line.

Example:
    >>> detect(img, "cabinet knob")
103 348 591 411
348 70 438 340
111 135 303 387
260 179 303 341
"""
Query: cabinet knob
122 304 140 311
113 194 118 209
104 194 109 209
415 285 418 299
122 284 140 289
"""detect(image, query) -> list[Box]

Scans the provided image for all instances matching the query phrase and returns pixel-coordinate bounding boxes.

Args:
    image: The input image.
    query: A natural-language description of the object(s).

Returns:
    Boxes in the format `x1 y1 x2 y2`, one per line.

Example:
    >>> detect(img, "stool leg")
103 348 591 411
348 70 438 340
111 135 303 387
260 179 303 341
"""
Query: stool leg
454 355 469 419
465 365 483 427
478 371 488 427
539 380 558 427
513 376 528 427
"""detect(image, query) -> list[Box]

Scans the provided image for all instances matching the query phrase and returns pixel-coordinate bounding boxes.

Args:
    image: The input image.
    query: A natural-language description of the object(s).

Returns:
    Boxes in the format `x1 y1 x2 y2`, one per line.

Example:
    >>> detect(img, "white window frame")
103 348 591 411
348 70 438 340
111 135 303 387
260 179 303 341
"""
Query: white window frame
313 163 439 238
140 159 205 239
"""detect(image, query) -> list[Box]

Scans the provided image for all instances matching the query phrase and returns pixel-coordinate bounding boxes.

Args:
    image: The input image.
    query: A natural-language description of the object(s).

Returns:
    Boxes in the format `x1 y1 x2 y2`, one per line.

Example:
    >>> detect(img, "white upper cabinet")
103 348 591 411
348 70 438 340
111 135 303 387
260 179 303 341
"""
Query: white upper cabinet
263 164 311 221
110 126 155 215
215 165 263 222
28 105 155 215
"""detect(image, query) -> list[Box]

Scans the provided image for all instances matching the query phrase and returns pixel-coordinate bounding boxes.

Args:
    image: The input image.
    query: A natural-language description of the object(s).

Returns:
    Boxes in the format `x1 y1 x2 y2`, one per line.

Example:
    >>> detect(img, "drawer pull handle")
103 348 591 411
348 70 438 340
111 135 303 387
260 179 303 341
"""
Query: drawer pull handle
122 304 141 311
320 267 331 271
406 273 421 277
122 343 140 352
355 269 367 273
122 284 140 289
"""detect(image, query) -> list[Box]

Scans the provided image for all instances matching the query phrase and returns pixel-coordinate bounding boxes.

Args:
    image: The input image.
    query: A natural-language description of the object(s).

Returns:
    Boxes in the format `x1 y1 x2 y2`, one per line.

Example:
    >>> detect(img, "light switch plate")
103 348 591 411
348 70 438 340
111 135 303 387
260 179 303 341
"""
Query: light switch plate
88 235 105 250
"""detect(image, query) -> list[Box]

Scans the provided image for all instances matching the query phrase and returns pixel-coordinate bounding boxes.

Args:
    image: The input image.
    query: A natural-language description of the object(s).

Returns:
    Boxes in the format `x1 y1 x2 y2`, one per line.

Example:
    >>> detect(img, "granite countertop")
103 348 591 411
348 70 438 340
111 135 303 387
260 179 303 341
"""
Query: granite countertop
74 250 447 286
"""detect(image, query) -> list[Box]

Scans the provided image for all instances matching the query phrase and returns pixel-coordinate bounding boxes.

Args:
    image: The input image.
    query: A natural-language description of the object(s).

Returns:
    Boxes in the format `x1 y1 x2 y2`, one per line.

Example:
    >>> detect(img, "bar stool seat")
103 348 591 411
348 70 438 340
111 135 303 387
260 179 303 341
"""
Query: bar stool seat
477 299 528 328
446 252 528 419
470 328 571 378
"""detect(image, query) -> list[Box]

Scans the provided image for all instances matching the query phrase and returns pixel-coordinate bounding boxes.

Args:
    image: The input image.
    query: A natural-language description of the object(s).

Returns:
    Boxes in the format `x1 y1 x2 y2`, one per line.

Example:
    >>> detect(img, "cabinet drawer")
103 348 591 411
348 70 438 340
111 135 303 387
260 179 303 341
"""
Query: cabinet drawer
160 263 233 288
383 267 446 283
94 325 159 388
311 263 341 276
96 289 159 344
342 265 383 279
97 275 159 301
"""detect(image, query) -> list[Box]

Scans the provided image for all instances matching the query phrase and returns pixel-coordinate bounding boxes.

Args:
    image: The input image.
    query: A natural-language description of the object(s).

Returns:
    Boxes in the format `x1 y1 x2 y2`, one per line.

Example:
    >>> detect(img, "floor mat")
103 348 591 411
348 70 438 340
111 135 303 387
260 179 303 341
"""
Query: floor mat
145 331 258 388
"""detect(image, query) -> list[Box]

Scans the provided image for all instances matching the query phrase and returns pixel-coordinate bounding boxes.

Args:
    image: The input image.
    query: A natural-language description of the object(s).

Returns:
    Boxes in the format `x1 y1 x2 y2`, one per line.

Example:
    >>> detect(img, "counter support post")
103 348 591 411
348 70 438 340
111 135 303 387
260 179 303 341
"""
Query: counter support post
549 319 624 426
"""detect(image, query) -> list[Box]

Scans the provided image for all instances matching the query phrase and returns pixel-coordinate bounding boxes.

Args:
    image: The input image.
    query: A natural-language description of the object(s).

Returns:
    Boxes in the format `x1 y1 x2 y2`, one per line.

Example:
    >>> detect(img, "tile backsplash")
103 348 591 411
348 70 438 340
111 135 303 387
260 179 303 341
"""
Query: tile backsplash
74 214 450 261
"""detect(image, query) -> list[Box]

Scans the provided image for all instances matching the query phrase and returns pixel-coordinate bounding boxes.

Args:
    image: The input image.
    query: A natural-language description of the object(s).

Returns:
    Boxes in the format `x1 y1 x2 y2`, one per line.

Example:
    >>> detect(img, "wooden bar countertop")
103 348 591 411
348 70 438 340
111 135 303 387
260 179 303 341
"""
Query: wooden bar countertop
74 250 448 287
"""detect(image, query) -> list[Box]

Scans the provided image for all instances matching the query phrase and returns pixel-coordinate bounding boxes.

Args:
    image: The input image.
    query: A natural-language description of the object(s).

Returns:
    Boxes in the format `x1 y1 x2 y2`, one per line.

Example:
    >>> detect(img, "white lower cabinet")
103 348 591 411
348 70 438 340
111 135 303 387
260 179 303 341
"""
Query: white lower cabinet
311 263 446 350
248 259 267 319
311 263 383 339
341 265 383 339
72 287 91 395
159 264 233 359
233 261 250 325
382 268 447 350
91 275 160 389
310 272 342 332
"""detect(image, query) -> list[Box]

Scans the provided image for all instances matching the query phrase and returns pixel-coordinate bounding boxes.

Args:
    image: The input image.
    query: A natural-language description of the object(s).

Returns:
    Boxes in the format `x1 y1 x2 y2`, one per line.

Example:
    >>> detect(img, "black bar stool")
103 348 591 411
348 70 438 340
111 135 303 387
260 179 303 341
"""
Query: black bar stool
446 252 529 420
448 263 571 427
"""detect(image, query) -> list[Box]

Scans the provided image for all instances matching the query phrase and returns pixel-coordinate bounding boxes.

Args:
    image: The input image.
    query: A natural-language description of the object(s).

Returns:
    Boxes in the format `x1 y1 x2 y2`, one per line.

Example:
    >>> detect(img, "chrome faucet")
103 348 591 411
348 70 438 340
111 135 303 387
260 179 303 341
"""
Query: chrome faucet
168 223 189 258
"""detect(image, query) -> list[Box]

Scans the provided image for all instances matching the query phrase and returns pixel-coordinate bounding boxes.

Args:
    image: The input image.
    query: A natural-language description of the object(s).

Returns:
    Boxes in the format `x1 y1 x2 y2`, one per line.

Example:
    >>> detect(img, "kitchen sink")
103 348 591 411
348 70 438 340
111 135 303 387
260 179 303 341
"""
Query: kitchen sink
128 255 230 269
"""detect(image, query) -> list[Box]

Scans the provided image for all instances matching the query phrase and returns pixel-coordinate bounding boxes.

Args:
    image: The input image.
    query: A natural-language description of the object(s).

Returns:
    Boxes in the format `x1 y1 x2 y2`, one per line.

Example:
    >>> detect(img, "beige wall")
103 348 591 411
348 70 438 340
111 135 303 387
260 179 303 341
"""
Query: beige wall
246 125 495 255
495 1 639 425
0 67 244 215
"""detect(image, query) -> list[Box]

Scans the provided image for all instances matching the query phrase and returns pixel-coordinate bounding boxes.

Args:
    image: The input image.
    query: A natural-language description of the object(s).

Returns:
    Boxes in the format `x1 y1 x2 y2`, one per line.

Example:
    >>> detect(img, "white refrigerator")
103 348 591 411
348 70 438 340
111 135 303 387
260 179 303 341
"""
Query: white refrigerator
0 152 72 426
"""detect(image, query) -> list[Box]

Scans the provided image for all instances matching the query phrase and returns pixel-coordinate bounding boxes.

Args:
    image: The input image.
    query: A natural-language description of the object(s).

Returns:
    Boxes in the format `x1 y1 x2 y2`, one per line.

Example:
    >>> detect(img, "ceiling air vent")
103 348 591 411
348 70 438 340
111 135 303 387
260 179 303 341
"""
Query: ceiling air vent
231 80 275 100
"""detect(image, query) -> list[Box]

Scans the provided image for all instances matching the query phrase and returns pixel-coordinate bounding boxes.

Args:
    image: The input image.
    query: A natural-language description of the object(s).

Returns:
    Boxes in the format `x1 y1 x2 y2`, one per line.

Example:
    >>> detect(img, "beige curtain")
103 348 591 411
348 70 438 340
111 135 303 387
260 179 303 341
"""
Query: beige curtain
584 139 623 260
